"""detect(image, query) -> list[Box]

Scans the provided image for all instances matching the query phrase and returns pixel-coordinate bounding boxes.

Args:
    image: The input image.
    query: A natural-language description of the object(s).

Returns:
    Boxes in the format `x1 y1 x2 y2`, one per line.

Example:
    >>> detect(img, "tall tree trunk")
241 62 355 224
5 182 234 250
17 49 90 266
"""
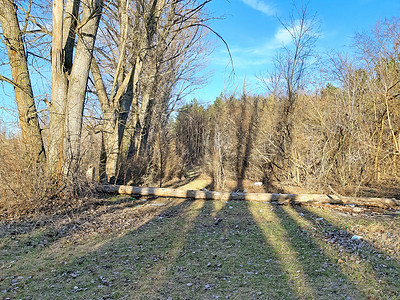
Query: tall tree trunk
0 0 45 163
48 0 80 180
49 0 102 183
91 56 135 183
63 0 103 180
92 0 166 183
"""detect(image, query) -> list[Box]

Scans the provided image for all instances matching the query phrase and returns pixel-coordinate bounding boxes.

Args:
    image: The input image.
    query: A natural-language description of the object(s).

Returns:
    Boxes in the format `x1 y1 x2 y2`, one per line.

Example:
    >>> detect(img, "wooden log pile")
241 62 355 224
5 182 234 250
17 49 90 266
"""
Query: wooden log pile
96 185 400 210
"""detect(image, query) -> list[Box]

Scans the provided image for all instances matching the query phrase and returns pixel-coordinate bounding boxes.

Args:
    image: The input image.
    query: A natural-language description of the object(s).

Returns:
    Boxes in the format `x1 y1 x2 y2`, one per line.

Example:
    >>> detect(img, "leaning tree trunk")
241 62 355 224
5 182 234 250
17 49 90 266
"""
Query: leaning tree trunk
91 55 135 183
0 0 45 163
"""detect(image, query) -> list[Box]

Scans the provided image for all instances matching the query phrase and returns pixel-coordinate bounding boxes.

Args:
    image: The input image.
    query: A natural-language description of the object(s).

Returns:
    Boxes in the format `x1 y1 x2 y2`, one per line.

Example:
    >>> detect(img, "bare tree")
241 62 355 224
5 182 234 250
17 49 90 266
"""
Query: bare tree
0 0 46 163
261 2 319 182
49 0 103 183
91 0 211 183
354 18 400 181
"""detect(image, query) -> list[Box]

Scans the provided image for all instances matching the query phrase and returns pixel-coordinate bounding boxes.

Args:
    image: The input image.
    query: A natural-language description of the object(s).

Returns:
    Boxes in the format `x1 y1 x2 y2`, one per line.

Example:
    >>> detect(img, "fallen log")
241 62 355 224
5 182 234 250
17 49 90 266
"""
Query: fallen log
96 185 400 210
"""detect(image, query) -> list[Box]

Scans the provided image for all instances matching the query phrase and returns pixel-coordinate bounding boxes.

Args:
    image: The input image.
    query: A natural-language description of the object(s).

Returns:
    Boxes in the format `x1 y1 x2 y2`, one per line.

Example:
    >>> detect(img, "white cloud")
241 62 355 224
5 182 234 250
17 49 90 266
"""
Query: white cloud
251 25 295 55
273 27 293 46
210 23 312 70
240 0 276 16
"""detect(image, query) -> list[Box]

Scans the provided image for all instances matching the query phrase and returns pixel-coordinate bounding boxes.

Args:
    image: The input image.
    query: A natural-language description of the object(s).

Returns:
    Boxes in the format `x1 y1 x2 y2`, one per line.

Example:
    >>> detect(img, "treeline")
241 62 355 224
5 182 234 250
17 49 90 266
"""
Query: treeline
170 18 400 194
172 83 399 194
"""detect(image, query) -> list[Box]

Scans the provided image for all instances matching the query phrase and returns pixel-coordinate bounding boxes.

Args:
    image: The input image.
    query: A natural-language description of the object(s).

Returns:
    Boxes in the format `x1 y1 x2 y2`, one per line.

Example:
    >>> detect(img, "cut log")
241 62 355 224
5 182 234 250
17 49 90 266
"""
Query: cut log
96 185 400 210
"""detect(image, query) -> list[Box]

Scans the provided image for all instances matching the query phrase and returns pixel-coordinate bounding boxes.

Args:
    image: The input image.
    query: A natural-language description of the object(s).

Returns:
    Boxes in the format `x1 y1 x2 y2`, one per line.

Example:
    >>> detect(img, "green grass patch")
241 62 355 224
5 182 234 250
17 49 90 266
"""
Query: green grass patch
1 198 399 299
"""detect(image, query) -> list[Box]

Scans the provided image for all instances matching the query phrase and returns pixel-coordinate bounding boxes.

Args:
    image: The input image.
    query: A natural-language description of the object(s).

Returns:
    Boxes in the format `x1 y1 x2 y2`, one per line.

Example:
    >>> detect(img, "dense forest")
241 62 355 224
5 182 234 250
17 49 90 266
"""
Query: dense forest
0 0 399 214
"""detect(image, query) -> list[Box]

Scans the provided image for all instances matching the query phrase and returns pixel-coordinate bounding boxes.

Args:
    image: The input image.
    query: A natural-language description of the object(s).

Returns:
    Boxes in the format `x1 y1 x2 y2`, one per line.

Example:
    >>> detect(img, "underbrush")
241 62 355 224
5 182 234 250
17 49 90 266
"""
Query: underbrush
0 137 93 221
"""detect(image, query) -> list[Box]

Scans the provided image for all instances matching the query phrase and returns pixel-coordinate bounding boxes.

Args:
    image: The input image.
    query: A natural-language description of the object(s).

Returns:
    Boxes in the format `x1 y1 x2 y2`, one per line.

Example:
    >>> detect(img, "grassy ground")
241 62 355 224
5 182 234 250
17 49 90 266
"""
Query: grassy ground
1 193 400 299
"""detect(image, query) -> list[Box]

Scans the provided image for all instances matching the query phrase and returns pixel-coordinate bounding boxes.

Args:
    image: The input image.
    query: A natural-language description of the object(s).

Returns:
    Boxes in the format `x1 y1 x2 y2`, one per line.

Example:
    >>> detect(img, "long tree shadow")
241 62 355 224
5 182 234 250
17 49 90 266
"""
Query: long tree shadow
2 197 299 299
267 204 366 299
0 194 155 261
290 205 400 298
4 195 399 299
156 198 298 299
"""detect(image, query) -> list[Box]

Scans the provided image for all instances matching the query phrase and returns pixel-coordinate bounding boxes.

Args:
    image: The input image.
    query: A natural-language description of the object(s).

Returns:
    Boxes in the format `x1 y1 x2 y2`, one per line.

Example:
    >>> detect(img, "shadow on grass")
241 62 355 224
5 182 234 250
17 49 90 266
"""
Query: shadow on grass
290 205 400 297
269 204 365 299
154 198 298 299
0 194 163 269
2 194 400 299
3 198 297 299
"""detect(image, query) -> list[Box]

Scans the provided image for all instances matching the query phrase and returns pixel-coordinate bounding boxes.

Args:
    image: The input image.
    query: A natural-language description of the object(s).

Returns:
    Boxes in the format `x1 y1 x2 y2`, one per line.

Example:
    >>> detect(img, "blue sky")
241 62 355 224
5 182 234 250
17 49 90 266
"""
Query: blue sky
1 0 400 128
191 0 400 104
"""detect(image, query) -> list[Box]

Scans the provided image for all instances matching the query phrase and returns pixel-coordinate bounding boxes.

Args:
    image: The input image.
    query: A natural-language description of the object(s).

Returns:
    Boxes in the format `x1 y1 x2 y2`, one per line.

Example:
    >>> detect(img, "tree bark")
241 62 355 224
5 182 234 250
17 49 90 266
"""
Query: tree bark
96 185 400 210
63 0 103 180
0 0 45 163
48 0 80 180
91 56 135 183
93 0 165 183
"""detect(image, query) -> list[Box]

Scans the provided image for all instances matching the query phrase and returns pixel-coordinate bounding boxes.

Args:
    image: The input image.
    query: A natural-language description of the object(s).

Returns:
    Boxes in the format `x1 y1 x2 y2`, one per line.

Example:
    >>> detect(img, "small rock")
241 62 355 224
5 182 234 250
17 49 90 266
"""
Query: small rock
214 218 223 225
70 271 80 278
351 235 363 241
186 283 193 286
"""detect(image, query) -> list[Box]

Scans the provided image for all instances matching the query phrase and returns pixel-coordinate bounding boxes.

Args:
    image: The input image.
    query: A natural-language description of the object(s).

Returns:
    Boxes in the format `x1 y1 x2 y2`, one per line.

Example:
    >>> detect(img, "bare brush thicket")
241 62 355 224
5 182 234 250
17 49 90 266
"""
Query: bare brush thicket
172 18 400 195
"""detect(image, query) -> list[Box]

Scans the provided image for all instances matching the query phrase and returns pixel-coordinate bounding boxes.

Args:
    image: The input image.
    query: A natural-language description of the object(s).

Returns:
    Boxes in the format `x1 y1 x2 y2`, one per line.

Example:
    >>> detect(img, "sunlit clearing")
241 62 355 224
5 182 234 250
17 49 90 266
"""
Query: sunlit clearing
248 202 316 299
